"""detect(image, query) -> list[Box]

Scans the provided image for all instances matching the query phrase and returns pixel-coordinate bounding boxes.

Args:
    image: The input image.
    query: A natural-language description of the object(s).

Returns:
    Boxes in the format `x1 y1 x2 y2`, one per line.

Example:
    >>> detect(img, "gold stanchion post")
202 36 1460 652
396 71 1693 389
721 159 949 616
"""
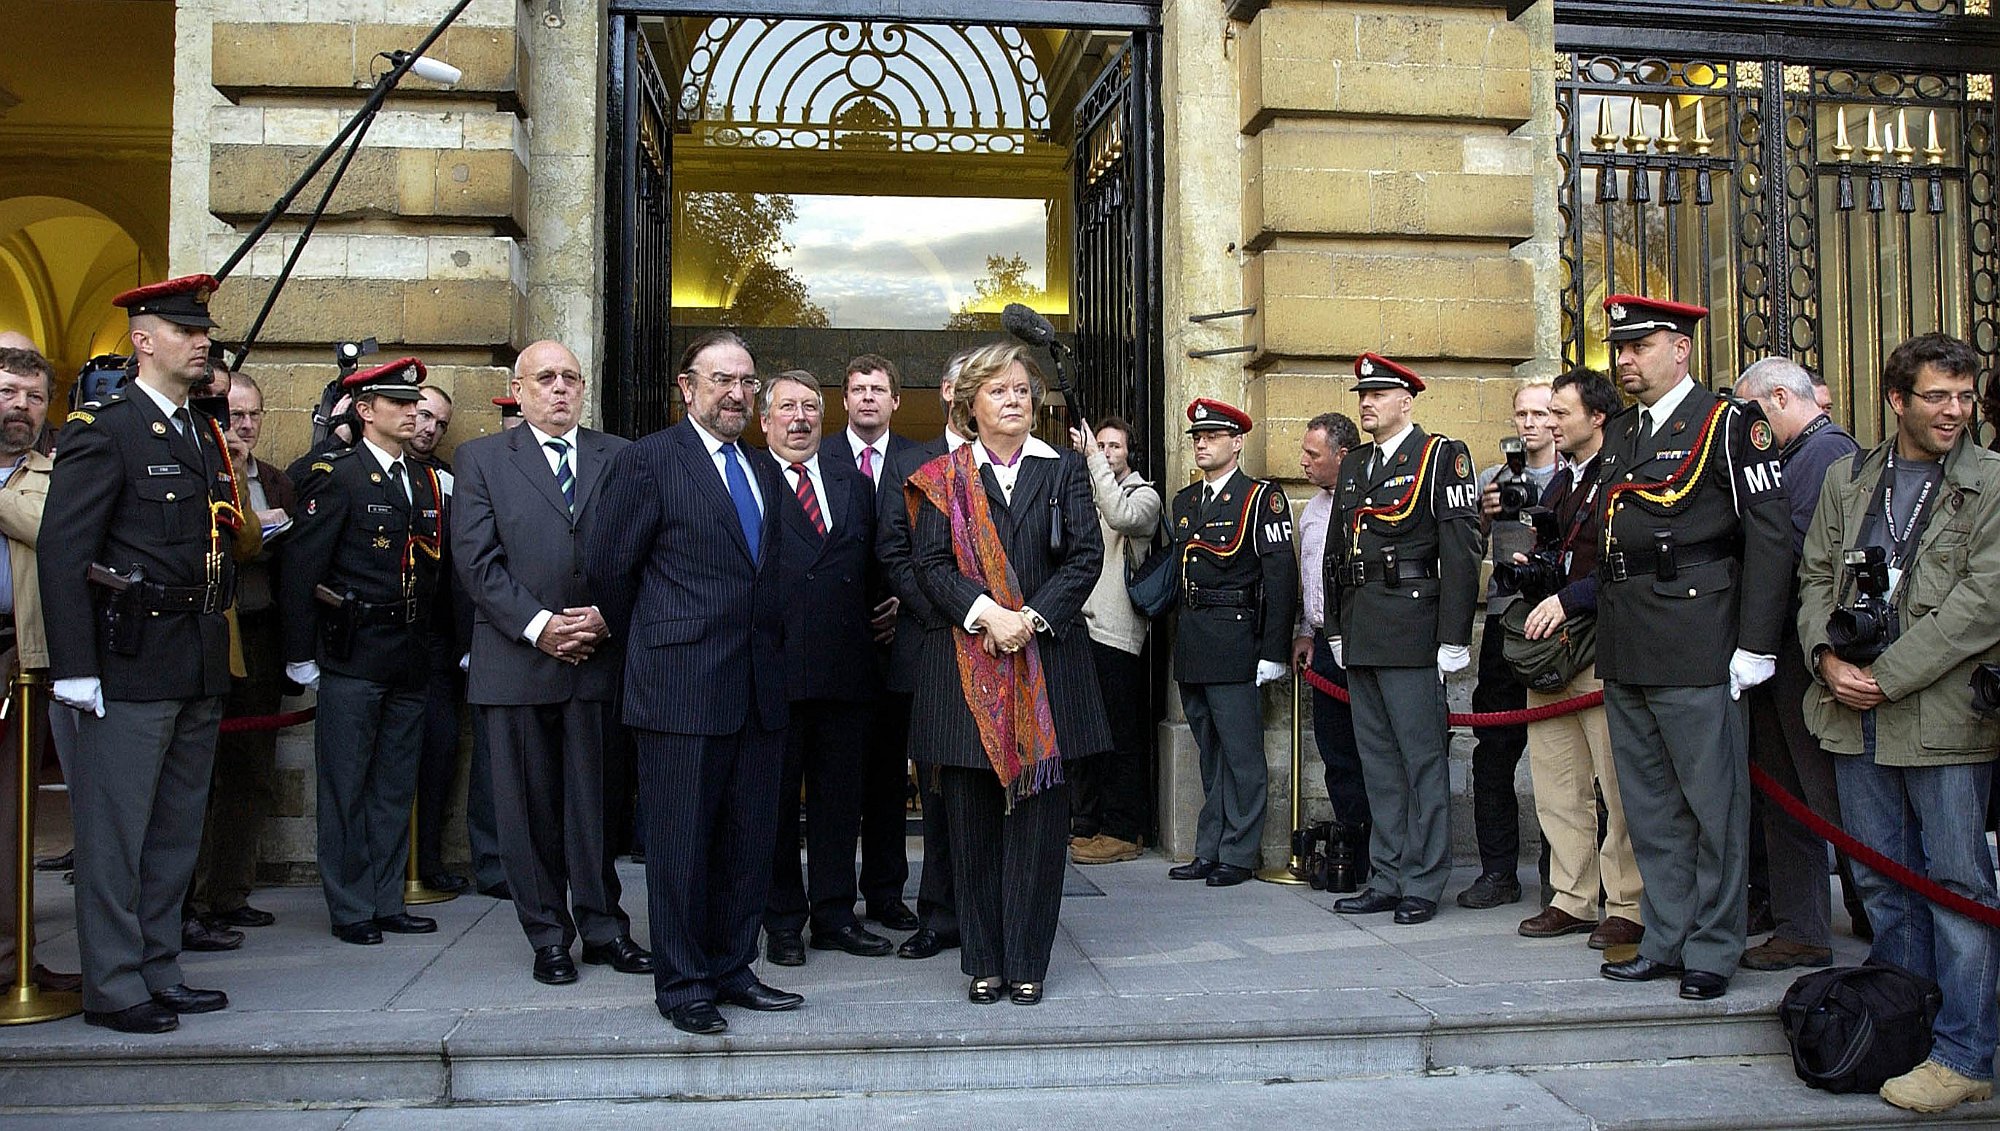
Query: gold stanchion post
402 799 456 906
0 670 80 1023
1256 672 1309 885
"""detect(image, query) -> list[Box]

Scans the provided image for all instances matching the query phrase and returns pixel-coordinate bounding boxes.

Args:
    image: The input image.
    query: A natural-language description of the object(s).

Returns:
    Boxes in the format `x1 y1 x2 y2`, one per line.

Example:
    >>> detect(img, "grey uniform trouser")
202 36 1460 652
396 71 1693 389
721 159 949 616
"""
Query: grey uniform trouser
72 695 223 1013
1180 680 1268 870
1348 665 1453 904
315 672 426 928
1604 679 1750 977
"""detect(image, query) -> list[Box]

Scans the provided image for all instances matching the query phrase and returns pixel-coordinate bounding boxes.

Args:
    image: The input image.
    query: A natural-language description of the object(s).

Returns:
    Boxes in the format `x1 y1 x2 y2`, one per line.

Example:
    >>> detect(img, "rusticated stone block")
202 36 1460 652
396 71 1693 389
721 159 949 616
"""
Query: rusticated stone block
213 21 522 104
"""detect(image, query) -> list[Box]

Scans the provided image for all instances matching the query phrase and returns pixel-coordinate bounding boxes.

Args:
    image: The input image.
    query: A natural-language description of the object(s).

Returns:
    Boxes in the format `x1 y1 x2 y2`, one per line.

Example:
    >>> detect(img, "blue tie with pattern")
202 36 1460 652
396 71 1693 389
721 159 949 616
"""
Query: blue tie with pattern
720 442 761 562
546 437 574 513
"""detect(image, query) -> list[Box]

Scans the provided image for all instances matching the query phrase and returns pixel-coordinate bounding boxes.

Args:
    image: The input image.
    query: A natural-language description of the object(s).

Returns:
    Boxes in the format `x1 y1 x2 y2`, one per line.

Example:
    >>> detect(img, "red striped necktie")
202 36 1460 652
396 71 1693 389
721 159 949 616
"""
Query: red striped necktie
791 462 826 537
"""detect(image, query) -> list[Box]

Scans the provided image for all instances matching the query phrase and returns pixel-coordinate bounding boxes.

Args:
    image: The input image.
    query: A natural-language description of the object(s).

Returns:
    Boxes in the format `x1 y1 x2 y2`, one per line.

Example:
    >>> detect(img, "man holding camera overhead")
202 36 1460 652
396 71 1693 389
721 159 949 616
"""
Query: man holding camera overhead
1798 333 2000 1115
1592 294 1791 1002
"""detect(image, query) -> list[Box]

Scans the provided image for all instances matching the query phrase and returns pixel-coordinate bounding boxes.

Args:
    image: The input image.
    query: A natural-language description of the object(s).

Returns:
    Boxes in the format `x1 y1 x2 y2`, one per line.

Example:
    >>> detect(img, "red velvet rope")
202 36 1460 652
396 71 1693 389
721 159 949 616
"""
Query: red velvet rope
1300 664 1604 726
1749 763 2000 931
217 707 316 734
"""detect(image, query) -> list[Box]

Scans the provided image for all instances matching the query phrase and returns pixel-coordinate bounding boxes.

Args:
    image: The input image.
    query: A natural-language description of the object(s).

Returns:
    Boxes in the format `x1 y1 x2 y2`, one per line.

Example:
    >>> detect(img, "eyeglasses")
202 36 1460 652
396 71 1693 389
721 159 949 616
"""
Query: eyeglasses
1910 390 1977 407
690 370 762 394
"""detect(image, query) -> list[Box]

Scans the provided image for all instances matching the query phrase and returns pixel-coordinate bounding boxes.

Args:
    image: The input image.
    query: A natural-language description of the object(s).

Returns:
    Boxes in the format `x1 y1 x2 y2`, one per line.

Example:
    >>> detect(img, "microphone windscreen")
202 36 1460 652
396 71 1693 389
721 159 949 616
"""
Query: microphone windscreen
1001 303 1054 347
408 56 463 85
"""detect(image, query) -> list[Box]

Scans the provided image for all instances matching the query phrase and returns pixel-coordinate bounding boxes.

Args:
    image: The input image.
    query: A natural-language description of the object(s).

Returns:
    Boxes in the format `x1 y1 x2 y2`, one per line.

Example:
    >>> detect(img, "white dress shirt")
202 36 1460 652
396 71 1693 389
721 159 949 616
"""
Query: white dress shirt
1296 488 1335 634
1640 376 1697 435
847 428 889 487
1370 423 1416 470
358 436 411 498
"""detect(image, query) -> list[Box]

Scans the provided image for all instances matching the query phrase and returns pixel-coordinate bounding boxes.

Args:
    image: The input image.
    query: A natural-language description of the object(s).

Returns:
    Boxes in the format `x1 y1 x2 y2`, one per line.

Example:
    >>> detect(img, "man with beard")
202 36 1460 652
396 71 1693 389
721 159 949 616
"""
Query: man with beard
587 330 798 1035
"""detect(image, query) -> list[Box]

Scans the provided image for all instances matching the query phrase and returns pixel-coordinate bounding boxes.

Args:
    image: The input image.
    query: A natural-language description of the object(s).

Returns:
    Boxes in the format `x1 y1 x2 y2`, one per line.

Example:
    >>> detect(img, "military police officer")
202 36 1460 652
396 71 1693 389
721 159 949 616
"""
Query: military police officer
279 358 447 945
1327 353 1481 926
1592 294 1791 1001
42 274 244 1032
1166 398 1297 888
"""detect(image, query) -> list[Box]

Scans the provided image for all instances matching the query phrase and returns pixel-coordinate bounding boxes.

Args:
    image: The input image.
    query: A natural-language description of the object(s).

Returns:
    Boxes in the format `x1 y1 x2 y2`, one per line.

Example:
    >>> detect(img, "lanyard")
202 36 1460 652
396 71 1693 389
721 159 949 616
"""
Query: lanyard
1876 451 1942 568
1779 413 1834 465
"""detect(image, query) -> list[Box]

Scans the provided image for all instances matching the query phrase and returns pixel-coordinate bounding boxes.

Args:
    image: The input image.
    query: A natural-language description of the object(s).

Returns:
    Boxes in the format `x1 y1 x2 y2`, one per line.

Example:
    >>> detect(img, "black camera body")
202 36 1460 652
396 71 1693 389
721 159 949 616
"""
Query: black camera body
1493 435 1537 521
1971 663 2000 717
1494 508 1566 604
1827 545 1899 665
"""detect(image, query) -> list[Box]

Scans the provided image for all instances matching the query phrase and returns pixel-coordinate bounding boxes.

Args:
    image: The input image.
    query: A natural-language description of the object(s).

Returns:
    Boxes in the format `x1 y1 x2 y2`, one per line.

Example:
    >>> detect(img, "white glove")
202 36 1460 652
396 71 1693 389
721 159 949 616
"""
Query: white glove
285 661 321 691
51 677 104 718
458 653 470 673
1728 649 1776 701
1328 636 1345 670
1255 660 1288 687
1437 644 1472 678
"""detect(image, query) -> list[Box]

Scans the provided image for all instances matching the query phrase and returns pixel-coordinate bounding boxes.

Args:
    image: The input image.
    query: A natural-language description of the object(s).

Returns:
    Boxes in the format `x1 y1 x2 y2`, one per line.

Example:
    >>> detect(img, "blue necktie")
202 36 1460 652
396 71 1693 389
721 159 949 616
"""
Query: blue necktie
546 438 575 513
720 443 761 562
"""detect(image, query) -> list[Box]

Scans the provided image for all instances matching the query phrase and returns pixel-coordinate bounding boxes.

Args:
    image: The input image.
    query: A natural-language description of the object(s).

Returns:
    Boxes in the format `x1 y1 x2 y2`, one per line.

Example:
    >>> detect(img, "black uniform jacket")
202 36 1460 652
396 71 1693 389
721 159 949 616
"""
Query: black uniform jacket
905 444 1110 769
1171 468 1298 684
41 390 237 700
1594 381 1792 686
1325 424 1482 668
278 444 443 689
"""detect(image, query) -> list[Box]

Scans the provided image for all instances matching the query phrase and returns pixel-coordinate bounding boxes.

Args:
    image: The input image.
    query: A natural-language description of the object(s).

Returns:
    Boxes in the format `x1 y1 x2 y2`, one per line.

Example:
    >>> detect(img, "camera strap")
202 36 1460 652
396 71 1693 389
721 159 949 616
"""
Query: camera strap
1871 451 1943 571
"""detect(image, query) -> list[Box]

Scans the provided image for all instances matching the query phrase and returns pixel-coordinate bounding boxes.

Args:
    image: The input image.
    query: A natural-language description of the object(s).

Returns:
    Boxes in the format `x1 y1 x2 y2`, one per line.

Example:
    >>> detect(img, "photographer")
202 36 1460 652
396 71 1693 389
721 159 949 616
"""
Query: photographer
1460 380 1556 910
1509 368 1643 950
1798 333 2000 1115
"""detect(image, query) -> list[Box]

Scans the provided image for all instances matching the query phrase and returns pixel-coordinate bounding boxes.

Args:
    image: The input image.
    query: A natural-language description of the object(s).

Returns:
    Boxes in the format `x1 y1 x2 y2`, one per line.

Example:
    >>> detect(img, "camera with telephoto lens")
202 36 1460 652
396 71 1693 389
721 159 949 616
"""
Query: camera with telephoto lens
1493 435 1536 521
1826 545 1899 665
1971 663 2000 717
1492 509 1566 603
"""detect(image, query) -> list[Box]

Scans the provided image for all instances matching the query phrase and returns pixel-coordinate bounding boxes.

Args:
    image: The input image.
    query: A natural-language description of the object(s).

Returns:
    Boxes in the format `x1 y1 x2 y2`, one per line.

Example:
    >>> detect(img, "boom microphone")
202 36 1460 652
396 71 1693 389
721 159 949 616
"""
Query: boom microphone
1002 302 1058 349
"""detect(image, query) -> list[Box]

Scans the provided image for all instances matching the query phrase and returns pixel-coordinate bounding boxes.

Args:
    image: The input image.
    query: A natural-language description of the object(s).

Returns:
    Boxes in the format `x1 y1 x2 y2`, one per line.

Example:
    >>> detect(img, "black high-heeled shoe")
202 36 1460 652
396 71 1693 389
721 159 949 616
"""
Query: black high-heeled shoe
1009 981 1043 1005
968 975 1006 1004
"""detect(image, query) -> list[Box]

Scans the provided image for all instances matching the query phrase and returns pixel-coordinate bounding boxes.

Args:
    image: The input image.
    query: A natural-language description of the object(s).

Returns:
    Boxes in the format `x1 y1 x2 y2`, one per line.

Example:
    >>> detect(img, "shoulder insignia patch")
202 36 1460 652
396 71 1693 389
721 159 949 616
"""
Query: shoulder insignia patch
310 461 334 474
1453 451 1470 478
1268 490 1285 515
1749 420 1774 451
67 410 94 425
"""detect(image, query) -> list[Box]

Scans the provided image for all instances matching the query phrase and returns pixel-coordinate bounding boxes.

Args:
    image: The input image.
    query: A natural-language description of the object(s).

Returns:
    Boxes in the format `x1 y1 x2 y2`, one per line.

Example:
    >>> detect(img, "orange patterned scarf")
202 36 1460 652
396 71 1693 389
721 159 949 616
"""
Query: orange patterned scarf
907 445 1062 805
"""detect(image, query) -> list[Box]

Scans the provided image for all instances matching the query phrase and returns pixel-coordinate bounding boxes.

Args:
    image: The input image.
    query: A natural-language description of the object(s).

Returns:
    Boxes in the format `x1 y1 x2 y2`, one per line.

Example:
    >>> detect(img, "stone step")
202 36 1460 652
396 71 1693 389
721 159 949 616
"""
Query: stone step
3 1061 1995 1129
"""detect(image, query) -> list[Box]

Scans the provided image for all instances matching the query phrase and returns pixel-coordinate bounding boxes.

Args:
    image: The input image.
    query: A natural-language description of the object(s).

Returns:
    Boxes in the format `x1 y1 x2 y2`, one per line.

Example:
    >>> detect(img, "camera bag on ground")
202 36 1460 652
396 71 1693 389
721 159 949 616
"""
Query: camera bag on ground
1126 512 1180 618
1779 959 1941 1094
1497 600 1596 692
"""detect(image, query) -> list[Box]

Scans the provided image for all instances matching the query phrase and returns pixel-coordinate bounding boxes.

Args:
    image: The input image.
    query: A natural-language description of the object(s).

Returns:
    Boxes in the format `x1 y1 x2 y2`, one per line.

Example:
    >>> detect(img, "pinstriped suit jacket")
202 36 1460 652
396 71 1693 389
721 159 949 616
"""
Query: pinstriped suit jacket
585 419 788 736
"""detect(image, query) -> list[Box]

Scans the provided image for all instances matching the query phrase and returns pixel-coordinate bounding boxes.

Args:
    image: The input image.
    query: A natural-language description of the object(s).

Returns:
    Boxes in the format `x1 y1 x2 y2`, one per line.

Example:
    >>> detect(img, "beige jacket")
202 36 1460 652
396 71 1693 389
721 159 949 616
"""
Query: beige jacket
0 450 52 673
1080 448 1161 655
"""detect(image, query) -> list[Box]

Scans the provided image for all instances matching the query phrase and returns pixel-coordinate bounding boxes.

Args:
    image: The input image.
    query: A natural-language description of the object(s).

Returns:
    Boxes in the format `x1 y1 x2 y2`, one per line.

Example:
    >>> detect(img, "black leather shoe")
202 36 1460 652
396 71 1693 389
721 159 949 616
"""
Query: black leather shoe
374 913 438 934
867 901 921 931
1205 863 1253 887
208 905 275 928
1334 889 1401 914
332 921 383 945
1168 857 1218 880
1010 981 1043 1005
1679 970 1729 1000
34 849 71 872
181 918 244 952
421 872 470 895
151 983 228 1014
810 923 894 957
968 975 1005 1004
1600 955 1685 982
897 928 959 960
1393 897 1438 925
533 945 578 985
766 930 806 966
1455 871 1524 910
478 881 512 901
718 980 803 1011
84 1000 178 1034
665 1000 728 1034
582 935 654 974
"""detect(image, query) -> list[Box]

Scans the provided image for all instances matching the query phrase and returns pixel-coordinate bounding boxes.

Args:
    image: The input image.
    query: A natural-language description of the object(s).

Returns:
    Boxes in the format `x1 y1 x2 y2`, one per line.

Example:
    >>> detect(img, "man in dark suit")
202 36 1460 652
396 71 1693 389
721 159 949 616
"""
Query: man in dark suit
184 370 296 945
586 329 799 1035
1593 295 1790 1001
757 370 892 964
42 274 238 1032
279 357 446 946
874 356 970 959
820 354 924 931
454 340 651 986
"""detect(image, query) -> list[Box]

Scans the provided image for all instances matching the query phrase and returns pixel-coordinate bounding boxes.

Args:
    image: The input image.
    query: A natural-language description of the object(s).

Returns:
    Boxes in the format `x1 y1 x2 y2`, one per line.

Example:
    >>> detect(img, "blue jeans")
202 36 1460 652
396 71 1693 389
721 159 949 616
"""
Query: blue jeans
1834 718 2000 1081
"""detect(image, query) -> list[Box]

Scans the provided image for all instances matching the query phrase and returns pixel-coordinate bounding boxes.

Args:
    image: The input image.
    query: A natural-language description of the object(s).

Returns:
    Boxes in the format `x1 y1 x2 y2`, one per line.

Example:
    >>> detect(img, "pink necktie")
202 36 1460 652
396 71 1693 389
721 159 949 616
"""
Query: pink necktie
859 445 876 482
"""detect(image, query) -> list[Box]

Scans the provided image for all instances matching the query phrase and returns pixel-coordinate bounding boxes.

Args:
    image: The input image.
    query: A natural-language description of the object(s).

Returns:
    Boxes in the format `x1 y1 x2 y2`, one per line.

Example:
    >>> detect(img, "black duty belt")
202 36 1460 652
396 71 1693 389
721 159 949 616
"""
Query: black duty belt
351 597 424 626
1336 559 1438 588
136 581 230 616
1600 538 1734 583
1184 585 1255 609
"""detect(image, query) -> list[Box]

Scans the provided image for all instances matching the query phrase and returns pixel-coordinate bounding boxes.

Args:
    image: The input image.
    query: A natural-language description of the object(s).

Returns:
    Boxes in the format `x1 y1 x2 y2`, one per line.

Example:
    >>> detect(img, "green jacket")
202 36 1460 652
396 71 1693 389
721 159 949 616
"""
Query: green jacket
1797 432 2000 766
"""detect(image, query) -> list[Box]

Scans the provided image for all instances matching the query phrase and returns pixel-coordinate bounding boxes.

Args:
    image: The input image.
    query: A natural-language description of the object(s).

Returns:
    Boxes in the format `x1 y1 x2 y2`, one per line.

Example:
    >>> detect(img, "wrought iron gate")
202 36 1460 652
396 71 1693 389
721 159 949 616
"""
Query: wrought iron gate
605 16 675 439
1557 5 2000 446
1071 36 1163 475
